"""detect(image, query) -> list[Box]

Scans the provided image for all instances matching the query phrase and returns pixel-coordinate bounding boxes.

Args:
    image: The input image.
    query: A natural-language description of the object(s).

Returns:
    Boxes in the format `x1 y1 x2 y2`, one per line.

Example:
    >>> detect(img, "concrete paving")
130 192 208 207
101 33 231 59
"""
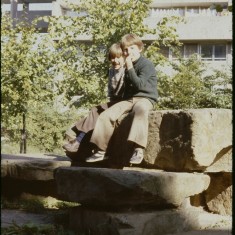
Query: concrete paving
1 209 55 228
1 209 232 234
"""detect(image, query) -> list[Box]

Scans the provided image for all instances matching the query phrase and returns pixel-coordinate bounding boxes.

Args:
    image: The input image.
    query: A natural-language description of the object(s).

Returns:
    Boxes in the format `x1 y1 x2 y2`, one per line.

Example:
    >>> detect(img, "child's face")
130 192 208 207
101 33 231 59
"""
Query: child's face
111 55 125 69
123 45 142 62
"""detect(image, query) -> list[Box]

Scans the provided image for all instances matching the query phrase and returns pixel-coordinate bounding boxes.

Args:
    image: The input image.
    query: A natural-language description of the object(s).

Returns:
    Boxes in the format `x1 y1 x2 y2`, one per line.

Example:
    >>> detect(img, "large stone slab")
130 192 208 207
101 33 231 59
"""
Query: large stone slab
68 206 232 235
55 167 210 208
1 153 71 180
1 154 71 198
107 108 232 172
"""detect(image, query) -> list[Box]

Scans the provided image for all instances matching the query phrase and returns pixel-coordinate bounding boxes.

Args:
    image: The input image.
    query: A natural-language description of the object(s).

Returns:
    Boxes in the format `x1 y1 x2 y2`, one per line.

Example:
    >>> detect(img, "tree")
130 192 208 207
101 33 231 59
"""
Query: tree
1 0 183 152
1 14 62 152
1 14 58 121
40 0 182 107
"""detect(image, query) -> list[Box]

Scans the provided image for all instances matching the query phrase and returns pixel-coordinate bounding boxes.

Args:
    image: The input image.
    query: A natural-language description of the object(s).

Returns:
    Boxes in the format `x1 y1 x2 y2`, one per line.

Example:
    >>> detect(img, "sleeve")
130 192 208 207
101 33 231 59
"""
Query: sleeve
107 69 114 98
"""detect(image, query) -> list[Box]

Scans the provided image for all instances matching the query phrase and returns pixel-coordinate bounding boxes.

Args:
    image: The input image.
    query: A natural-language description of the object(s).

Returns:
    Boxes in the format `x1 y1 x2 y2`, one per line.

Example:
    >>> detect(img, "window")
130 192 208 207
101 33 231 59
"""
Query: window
185 44 198 58
214 44 226 60
201 44 213 61
201 44 226 61
158 43 228 61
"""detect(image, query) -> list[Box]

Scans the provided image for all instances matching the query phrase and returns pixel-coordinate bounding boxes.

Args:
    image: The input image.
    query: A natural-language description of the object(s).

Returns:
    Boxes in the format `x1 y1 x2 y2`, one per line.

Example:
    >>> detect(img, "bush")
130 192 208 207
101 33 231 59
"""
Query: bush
26 104 87 153
156 55 232 110
1 103 88 154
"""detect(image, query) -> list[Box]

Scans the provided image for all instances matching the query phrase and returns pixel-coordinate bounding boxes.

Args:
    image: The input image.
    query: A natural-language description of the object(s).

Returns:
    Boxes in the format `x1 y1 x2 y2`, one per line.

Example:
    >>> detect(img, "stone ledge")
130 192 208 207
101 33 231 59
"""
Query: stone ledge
1 153 71 180
55 167 210 209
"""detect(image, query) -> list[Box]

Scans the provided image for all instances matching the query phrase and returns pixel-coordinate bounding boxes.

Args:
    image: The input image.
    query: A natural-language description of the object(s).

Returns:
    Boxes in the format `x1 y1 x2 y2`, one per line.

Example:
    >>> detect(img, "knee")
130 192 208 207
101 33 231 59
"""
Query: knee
133 105 149 116
99 109 117 123
98 111 110 121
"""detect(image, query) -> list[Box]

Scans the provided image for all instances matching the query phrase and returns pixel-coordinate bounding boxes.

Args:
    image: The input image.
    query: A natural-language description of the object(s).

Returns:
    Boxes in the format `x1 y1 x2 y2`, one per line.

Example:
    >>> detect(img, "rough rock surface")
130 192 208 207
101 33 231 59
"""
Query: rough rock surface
205 173 232 215
190 172 232 216
55 167 210 208
136 109 231 171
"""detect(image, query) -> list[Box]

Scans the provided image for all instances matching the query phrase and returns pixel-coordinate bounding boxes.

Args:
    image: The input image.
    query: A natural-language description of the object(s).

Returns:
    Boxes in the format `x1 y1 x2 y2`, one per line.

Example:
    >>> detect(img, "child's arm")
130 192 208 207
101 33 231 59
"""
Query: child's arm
107 69 114 99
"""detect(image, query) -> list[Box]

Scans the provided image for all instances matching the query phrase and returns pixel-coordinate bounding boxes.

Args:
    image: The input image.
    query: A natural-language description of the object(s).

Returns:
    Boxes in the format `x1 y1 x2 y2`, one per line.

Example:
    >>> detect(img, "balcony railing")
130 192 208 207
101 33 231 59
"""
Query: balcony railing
149 7 232 17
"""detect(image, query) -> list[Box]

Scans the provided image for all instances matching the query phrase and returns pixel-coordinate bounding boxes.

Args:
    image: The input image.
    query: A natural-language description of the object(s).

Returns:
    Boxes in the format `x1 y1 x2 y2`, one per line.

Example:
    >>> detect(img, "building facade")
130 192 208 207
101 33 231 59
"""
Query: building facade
2 0 232 72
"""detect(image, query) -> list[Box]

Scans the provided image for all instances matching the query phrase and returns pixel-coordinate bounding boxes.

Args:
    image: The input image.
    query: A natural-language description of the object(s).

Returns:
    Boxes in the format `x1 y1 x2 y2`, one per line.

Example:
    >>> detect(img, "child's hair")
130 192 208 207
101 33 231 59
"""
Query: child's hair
120 33 144 50
108 43 123 61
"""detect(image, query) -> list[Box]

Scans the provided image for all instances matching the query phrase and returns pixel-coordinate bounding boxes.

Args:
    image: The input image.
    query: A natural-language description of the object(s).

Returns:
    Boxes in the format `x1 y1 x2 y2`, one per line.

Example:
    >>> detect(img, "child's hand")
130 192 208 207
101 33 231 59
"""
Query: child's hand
125 55 133 70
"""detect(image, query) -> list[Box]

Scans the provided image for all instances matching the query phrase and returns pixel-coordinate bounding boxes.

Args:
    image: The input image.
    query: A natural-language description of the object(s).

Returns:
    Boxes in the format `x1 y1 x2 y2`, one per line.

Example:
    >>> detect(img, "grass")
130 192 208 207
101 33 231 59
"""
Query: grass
1 140 65 156
1 141 42 155
1 197 80 213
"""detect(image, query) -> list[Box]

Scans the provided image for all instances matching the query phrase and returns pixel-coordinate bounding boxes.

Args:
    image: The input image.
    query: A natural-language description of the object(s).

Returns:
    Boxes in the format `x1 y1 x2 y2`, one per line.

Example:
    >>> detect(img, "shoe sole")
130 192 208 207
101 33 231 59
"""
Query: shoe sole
129 157 144 164
86 156 108 163
63 148 78 153
62 145 79 152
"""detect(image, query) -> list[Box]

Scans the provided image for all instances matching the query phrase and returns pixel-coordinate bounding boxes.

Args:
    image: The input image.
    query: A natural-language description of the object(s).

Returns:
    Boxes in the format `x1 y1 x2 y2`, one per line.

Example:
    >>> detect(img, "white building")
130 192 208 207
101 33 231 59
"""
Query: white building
147 0 233 74
2 0 232 72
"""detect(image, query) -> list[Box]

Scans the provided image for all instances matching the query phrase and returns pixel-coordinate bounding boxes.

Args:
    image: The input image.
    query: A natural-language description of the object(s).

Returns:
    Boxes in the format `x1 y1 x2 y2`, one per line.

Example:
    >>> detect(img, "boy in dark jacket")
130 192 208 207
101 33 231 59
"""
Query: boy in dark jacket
86 33 158 164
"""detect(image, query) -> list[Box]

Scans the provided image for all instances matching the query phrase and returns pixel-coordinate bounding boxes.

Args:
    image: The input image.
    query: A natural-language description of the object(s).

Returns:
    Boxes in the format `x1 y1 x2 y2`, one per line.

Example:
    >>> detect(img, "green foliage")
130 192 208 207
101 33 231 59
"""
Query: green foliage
55 201 80 210
201 67 232 108
26 104 83 153
1 14 57 120
156 55 232 109
2 197 80 212
215 4 223 12
1 103 82 154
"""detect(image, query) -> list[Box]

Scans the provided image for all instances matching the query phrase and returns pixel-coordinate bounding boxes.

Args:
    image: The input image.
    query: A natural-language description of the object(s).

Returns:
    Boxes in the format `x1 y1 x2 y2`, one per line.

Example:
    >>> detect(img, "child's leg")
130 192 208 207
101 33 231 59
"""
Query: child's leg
128 98 153 164
63 102 116 152
90 100 133 151
128 98 153 148
74 102 115 133
63 128 85 152
65 125 80 142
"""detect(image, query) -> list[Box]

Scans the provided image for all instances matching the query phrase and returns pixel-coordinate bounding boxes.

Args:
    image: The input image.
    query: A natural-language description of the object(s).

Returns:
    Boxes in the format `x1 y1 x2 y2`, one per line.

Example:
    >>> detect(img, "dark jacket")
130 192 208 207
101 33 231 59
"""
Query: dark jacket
123 56 158 104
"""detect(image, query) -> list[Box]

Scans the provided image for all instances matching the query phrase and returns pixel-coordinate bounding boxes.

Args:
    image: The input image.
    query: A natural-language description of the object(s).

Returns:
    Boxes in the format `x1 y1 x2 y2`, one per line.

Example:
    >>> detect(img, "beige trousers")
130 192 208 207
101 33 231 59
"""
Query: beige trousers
90 97 153 151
